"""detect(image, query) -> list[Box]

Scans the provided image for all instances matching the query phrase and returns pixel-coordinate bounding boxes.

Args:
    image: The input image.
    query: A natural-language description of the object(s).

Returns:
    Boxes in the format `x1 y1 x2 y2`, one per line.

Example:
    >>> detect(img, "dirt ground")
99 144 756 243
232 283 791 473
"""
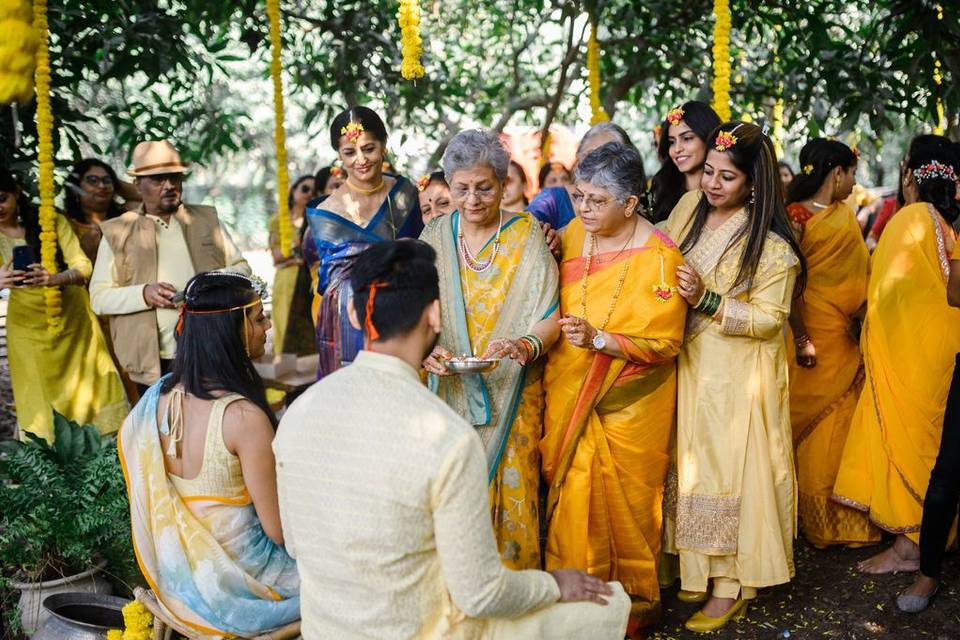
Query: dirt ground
0 355 956 639
653 541 960 640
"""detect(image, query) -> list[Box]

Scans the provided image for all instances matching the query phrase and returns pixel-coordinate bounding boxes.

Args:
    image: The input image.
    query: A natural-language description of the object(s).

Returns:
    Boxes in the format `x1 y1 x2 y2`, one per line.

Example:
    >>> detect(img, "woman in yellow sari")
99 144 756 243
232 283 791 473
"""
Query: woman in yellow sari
268 175 315 355
0 168 128 442
540 143 686 626
422 129 559 571
784 138 879 548
661 122 804 633
833 146 960 574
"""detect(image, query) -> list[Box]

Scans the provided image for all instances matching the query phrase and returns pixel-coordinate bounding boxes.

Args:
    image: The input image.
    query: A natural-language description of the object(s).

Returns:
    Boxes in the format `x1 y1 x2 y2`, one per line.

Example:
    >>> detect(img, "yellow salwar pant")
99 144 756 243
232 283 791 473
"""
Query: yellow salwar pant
787 202 878 547
542 219 686 624
834 203 960 542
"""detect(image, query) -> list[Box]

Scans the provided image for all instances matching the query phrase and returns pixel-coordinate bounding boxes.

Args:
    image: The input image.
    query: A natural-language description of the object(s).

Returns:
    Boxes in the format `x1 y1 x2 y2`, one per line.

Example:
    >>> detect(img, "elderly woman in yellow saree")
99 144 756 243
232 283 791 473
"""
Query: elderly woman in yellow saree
784 138 879 548
661 122 804 633
833 146 960 575
540 143 686 627
421 129 559 571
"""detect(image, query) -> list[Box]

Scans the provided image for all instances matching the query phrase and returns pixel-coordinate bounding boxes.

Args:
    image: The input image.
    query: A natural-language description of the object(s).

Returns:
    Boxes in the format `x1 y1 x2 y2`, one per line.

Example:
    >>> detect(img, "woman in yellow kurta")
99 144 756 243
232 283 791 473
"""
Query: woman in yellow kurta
540 143 686 626
422 129 559 570
833 148 960 574
0 168 128 441
268 174 314 354
784 139 879 548
661 122 803 633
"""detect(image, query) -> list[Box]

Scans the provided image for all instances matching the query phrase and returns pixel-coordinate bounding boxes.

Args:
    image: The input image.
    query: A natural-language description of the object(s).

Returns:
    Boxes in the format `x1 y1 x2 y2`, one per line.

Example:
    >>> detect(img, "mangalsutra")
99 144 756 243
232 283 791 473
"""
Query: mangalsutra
580 233 631 333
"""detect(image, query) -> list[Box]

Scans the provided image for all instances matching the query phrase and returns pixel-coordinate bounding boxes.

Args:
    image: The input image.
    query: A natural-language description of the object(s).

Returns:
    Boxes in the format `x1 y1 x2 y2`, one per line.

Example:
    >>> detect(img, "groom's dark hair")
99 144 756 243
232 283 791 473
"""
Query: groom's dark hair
351 240 440 341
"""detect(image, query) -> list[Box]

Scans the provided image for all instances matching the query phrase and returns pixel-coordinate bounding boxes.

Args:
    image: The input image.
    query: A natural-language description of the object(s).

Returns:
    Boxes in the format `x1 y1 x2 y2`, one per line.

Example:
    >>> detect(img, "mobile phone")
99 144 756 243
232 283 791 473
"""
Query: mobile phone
12 245 34 272
170 289 186 305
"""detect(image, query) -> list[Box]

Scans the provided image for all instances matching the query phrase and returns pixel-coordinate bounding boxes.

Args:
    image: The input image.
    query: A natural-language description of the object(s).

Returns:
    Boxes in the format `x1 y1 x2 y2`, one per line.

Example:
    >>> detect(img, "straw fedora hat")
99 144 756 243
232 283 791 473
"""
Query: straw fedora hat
127 140 191 177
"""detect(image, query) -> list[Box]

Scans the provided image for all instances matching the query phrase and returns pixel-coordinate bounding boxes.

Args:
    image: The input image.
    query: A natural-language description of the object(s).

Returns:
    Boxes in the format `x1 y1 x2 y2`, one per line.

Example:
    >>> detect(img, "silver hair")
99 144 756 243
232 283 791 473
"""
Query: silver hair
441 129 510 182
577 122 634 158
574 142 645 203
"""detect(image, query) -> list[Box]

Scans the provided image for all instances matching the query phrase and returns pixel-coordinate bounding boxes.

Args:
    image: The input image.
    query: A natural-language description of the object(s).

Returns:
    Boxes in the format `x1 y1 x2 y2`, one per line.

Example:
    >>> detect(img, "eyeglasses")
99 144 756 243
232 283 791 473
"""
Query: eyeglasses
451 186 497 202
141 174 183 187
83 175 114 188
571 192 617 210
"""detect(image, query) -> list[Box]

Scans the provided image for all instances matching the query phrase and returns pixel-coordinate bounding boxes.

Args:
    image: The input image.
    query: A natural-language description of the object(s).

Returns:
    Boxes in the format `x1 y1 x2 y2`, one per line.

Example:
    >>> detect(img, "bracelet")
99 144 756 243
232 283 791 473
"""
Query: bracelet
519 334 543 361
693 288 708 309
695 289 722 316
794 334 812 348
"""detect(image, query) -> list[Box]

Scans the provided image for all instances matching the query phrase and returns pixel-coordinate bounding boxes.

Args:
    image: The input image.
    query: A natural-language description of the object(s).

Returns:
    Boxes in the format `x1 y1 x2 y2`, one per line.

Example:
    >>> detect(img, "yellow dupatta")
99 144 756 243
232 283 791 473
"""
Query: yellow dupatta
833 202 960 540
787 202 877 546
540 218 686 613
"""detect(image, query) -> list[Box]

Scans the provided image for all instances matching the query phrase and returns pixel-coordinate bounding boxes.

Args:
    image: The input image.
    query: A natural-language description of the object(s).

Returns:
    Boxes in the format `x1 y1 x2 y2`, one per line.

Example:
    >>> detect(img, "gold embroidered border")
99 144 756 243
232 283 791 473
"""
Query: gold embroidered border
720 297 751 336
928 203 950 280
676 492 740 554
662 464 678 518
830 493 921 535
793 366 865 447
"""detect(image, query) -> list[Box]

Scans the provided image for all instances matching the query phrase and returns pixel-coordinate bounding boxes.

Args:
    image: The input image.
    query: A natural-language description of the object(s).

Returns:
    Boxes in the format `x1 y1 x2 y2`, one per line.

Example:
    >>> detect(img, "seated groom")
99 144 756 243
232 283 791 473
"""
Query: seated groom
274 240 630 639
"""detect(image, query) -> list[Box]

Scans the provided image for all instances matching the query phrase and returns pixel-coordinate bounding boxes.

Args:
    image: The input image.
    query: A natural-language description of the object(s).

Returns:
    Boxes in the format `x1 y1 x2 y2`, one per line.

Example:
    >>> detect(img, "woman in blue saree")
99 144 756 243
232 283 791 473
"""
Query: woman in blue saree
302 106 423 377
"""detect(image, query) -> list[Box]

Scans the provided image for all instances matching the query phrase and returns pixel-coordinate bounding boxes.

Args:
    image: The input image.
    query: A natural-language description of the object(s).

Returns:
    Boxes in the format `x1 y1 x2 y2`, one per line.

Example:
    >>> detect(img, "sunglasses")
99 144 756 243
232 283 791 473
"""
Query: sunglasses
83 175 114 187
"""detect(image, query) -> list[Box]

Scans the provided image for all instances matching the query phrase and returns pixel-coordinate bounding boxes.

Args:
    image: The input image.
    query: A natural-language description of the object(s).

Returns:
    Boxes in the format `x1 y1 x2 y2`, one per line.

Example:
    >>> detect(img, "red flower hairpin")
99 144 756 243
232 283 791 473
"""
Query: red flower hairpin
714 131 738 152
340 121 364 143
416 174 431 192
666 107 685 126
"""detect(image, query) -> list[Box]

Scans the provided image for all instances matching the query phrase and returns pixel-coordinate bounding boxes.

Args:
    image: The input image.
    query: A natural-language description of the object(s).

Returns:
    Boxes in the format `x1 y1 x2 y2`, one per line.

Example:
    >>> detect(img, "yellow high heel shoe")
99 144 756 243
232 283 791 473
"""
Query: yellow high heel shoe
684 599 749 633
677 590 708 604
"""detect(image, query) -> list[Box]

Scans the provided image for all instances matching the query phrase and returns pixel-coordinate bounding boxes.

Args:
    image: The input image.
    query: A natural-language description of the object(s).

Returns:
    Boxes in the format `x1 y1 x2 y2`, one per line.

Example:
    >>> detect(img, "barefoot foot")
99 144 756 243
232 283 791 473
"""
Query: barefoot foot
857 536 920 574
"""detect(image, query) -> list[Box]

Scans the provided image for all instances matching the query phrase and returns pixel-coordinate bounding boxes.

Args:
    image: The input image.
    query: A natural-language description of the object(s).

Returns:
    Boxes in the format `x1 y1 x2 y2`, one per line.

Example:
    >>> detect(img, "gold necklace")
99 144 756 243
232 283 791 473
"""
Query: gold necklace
580 233 631 332
346 177 385 196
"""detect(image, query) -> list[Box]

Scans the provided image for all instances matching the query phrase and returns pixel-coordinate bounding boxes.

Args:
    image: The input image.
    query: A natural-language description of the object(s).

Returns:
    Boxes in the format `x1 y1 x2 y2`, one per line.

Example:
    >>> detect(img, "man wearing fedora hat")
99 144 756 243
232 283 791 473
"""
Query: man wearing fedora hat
90 140 250 391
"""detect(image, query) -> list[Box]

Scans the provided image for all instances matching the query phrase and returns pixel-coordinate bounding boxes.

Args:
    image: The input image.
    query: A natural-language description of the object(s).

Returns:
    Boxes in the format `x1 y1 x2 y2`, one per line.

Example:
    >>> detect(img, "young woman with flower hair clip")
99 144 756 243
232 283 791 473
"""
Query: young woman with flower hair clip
833 143 960 585
659 121 805 633
783 138 878 551
301 106 423 378
650 100 722 223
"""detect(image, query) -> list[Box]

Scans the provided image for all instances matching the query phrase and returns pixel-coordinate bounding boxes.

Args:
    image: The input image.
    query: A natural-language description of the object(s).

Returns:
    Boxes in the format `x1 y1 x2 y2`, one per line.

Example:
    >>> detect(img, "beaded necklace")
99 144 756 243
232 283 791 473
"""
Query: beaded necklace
579 232 632 332
458 209 503 273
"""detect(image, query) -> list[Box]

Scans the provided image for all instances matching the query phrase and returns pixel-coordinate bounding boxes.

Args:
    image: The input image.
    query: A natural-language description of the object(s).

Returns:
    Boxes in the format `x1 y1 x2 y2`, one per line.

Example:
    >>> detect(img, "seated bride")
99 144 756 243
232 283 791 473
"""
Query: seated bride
118 272 299 637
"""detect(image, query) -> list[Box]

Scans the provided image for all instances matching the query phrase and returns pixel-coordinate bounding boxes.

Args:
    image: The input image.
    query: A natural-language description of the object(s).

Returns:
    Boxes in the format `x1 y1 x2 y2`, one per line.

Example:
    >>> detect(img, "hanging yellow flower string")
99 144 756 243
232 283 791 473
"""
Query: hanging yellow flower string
398 0 425 80
33 0 61 334
711 0 732 122
267 0 292 258
587 21 609 125
771 29 785 158
0 0 39 104
932 3 945 136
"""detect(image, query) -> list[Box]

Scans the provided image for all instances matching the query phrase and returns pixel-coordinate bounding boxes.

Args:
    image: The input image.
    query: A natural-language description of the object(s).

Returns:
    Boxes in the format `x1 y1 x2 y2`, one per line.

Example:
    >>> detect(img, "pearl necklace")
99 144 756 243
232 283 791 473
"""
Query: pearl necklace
458 210 503 273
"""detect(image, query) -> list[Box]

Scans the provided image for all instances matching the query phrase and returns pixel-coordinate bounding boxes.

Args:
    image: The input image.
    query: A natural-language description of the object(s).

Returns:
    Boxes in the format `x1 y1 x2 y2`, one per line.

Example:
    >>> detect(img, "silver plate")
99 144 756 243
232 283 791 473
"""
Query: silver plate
444 357 500 374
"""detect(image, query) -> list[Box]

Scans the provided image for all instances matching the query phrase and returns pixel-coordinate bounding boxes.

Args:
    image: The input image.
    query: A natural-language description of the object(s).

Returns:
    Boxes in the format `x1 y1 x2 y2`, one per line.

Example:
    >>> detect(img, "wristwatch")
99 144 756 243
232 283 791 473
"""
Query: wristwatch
591 330 606 351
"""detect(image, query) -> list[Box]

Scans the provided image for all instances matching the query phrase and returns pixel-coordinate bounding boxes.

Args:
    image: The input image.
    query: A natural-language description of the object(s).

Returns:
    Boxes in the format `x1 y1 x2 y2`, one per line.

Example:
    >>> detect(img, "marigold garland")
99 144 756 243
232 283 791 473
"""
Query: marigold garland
933 4 945 136
587 22 609 126
710 0 732 122
397 0 425 80
107 600 153 640
772 96 784 158
0 0 39 104
33 0 61 334
267 0 292 258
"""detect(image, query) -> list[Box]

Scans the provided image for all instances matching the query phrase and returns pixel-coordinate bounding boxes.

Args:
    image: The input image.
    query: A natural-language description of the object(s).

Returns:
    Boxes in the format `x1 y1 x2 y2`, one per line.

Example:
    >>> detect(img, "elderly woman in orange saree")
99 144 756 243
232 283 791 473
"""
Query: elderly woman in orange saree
541 142 687 627
784 139 879 548
833 147 960 574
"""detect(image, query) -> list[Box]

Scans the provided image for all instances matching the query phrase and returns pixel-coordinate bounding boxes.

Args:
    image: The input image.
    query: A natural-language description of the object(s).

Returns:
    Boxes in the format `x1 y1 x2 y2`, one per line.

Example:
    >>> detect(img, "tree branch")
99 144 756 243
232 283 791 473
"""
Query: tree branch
539 14 582 143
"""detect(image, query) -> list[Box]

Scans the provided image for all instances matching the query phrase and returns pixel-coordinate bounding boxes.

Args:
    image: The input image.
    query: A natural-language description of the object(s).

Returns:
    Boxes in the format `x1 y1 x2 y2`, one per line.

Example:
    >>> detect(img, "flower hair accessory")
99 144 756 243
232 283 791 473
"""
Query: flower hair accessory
416 174 431 192
666 107 685 125
330 166 344 178
340 121 365 143
913 160 959 186
803 164 814 175
714 130 738 152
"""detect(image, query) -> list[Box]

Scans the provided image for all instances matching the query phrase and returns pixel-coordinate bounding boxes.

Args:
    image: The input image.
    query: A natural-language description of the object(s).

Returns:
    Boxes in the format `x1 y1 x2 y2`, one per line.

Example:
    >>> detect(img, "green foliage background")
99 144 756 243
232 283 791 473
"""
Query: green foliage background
0 0 956 244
